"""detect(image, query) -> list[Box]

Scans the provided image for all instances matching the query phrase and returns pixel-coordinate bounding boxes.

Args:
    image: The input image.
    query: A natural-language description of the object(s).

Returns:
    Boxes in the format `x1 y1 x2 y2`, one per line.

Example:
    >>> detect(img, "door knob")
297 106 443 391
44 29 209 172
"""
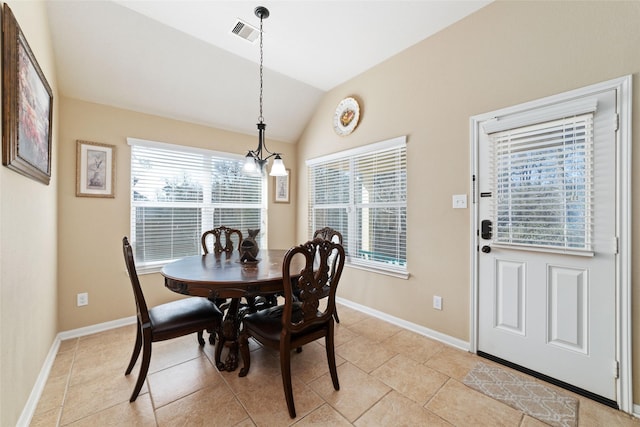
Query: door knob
481 245 491 253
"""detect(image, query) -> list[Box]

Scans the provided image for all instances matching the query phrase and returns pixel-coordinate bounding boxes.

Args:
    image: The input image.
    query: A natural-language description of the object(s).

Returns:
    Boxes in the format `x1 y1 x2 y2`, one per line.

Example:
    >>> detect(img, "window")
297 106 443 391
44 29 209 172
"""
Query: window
129 138 265 271
307 136 407 277
490 114 594 251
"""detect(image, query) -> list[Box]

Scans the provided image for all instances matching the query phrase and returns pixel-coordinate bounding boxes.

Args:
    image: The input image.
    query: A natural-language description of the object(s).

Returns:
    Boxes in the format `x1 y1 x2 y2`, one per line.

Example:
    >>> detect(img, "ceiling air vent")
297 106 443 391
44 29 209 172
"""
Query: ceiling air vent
231 19 259 42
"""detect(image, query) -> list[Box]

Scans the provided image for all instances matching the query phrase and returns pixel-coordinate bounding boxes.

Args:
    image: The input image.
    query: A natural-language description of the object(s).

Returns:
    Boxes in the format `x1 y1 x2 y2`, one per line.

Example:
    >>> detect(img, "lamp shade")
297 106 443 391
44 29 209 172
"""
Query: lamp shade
243 153 257 173
269 155 287 176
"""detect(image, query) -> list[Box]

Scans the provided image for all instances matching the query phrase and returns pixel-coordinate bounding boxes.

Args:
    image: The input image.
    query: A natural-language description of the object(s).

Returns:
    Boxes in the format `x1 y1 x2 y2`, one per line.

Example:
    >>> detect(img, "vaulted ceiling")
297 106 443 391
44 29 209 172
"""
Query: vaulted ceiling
45 1 491 143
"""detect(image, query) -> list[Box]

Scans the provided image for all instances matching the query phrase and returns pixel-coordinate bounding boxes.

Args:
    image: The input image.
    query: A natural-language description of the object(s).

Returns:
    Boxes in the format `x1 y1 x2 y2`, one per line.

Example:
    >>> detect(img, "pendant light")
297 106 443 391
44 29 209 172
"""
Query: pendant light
243 6 287 177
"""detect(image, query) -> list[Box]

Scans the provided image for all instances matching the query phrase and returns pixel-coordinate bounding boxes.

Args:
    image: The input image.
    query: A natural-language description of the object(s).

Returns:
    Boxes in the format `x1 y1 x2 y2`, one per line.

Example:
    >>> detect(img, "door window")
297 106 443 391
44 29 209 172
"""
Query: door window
490 114 594 252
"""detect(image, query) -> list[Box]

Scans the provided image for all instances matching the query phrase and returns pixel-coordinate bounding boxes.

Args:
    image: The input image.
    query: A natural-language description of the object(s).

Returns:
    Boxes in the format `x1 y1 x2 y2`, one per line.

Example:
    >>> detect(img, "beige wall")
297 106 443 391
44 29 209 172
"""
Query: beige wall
5 1 640 422
57 98 297 332
0 2 58 426
296 1 640 400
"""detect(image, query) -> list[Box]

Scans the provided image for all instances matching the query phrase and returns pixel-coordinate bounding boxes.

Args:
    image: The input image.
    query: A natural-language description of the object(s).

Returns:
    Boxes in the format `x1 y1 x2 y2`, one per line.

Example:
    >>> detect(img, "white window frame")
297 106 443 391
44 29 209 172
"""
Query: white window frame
128 137 267 273
306 136 408 279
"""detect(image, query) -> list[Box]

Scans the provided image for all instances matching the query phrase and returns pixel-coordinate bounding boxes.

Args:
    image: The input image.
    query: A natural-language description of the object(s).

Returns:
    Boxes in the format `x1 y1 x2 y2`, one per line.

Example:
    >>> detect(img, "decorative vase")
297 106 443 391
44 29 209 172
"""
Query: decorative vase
240 228 260 263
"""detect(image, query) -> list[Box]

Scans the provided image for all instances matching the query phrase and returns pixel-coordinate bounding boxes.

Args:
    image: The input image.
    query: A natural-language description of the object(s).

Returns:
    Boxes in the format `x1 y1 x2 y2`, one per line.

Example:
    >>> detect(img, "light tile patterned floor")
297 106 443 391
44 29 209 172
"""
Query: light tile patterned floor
30 304 640 426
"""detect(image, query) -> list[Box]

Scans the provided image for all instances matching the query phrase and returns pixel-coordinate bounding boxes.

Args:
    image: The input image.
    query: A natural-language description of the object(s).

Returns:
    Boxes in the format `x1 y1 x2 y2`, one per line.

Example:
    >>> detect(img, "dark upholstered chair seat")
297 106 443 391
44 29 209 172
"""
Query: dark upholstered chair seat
149 297 222 340
242 302 328 342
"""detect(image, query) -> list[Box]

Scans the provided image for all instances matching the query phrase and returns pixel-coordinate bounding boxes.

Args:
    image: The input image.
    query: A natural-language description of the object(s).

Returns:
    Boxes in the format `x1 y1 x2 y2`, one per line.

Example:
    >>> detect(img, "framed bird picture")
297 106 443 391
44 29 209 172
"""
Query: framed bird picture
76 140 116 198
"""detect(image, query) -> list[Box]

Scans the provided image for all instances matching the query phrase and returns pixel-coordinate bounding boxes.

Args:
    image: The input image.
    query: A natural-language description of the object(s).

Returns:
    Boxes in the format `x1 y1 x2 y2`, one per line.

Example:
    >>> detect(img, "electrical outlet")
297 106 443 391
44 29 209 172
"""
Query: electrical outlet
77 292 89 307
433 295 442 310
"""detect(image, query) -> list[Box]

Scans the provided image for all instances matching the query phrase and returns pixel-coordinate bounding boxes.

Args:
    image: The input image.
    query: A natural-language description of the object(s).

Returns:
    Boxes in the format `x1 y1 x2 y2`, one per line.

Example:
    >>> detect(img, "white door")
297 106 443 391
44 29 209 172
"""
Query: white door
477 88 618 401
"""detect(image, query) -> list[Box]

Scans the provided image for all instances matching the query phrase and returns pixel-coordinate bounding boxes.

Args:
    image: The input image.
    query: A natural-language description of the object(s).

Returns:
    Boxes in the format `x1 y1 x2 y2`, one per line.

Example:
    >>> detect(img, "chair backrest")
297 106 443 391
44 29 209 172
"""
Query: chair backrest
312 227 343 280
122 237 150 325
313 227 343 245
201 226 243 254
281 238 345 333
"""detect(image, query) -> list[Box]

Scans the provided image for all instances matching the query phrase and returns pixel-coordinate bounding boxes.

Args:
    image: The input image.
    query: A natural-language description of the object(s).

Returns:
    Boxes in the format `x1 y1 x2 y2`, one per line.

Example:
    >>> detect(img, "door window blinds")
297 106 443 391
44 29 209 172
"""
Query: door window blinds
489 113 594 251
129 139 264 269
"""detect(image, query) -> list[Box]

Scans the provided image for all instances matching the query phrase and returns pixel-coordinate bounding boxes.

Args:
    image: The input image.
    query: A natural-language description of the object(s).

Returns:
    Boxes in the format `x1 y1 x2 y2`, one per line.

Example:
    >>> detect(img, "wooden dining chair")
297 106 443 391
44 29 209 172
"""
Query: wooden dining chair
122 236 223 402
203 226 277 314
313 227 344 323
201 226 244 323
313 226 343 245
238 238 345 418
201 226 243 254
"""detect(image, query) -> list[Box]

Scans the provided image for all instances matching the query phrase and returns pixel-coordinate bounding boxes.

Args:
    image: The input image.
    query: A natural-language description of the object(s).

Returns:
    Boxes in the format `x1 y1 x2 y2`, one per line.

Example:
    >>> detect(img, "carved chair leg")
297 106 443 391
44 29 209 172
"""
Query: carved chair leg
197 330 205 346
280 343 296 418
125 322 143 375
238 331 251 377
333 309 340 323
326 324 340 391
130 330 152 402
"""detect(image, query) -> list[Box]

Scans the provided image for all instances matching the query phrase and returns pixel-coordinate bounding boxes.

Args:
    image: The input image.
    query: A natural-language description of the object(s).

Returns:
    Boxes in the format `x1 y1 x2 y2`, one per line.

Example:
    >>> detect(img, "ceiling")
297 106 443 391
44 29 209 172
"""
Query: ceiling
45 1 491 143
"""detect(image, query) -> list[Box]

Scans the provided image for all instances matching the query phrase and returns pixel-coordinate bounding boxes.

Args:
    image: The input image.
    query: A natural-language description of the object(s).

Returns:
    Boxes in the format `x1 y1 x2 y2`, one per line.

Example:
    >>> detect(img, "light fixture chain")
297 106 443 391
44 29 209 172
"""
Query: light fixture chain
258 13 264 123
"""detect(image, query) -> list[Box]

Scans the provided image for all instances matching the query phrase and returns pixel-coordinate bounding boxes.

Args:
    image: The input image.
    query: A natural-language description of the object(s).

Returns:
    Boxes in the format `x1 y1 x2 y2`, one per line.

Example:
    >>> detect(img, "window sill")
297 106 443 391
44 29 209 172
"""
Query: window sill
346 260 409 279
136 263 166 275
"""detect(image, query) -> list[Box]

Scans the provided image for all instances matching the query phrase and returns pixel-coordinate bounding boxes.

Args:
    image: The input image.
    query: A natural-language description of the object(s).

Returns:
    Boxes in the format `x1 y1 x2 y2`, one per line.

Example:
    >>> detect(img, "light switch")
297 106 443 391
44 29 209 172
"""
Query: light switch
452 194 467 209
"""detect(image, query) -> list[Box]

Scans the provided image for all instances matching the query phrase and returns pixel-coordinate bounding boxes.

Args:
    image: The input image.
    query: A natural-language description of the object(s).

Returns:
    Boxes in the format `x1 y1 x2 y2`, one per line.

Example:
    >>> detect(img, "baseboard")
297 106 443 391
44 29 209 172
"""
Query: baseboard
16 338 61 427
633 404 640 418
336 297 470 351
18 316 137 426
58 316 136 340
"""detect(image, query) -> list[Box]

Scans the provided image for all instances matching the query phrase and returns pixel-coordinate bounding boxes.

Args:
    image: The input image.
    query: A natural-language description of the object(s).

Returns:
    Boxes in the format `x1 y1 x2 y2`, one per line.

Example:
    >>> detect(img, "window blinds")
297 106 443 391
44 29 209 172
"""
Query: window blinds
130 140 264 267
308 156 351 248
490 113 594 251
307 136 407 274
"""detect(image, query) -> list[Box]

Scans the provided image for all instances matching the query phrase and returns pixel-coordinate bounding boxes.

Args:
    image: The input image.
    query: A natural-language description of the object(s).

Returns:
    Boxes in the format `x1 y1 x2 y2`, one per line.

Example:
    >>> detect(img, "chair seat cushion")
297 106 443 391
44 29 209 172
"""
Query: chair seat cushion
243 302 325 341
149 297 222 337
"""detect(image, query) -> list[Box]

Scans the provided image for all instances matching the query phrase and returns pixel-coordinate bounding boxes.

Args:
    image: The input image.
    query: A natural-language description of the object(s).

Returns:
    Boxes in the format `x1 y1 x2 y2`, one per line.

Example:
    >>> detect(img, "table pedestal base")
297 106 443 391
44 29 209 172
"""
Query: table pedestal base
214 295 277 371
215 298 241 371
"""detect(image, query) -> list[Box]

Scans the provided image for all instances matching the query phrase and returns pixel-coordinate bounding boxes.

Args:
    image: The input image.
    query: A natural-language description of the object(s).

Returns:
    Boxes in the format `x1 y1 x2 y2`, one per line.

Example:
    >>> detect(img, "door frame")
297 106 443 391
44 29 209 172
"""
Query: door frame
468 75 633 412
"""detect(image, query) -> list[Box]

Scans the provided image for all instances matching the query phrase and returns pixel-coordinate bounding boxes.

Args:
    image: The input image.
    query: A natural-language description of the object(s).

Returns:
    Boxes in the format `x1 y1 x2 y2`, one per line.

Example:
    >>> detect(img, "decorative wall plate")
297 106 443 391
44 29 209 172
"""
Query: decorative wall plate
333 97 360 136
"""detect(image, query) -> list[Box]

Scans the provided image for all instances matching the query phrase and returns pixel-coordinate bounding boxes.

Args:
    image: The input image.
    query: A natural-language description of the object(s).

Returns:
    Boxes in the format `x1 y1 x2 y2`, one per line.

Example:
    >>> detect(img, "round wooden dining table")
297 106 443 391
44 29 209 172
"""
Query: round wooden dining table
161 249 304 371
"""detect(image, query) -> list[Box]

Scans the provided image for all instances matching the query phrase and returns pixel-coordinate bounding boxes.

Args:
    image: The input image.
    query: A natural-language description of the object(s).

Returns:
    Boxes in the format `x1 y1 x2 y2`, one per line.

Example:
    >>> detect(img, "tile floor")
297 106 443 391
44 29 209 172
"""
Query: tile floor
30 304 640 426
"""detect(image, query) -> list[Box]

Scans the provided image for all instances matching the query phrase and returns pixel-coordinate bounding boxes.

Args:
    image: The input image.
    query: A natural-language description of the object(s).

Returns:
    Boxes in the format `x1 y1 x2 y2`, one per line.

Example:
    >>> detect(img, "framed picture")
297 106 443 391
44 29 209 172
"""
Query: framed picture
273 169 290 203
76 140 116 198
1 4 54 185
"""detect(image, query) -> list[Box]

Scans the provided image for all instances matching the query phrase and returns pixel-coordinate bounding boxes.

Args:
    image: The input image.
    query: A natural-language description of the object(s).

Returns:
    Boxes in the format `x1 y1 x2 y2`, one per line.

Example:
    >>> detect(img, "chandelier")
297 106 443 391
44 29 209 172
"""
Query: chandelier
243 6 287 176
